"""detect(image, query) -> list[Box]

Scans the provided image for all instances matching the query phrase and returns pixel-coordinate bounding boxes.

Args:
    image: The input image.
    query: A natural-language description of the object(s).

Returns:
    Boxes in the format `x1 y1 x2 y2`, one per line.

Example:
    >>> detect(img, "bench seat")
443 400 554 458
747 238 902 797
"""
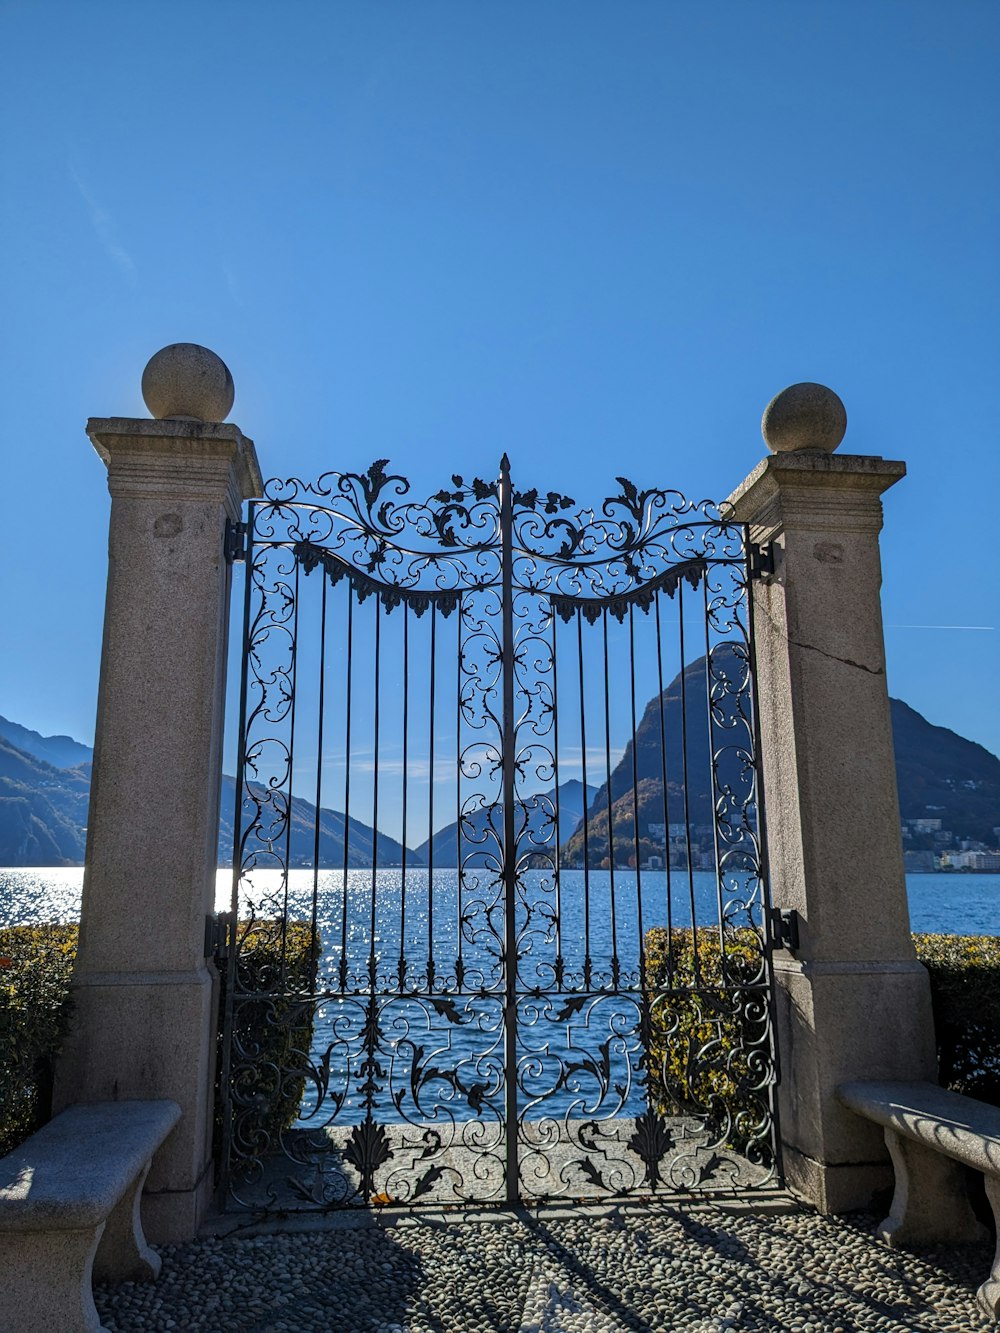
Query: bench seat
0 1099 181 1333
838 1079 1000 1318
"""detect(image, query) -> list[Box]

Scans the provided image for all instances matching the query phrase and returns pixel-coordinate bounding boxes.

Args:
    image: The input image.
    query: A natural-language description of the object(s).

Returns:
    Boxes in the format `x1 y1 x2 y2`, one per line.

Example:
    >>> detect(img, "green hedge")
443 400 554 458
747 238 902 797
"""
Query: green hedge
914 933 1000 1107
217 919 320 1179
644 926 772 1155
0 924 77 1157
0 920 319 1166
643 929 1000 1158
3 924 997 1164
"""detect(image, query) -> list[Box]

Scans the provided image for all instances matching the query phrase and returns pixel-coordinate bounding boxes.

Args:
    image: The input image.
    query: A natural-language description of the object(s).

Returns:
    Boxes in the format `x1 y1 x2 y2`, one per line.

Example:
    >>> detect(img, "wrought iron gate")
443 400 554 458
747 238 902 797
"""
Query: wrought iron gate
218 458 781 1212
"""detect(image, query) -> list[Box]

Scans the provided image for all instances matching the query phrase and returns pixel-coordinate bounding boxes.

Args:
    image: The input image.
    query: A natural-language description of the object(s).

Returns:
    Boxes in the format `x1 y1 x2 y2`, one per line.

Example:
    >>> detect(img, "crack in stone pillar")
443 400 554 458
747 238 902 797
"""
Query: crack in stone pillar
725 388 937 1213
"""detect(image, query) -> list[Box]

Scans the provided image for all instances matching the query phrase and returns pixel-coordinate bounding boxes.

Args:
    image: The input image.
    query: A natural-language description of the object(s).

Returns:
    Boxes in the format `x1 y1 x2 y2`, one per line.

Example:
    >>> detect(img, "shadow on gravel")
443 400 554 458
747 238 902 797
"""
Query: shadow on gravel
710 1210 997 1333
520 1214 660 1333
95 1222 427 1333
392 1213 535 1333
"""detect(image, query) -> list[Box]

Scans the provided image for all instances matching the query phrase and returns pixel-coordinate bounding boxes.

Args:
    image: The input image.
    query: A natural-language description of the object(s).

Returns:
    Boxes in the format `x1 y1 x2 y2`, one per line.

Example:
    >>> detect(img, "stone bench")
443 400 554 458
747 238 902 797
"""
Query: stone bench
0 1099 181 1333
837 1079 1000 1318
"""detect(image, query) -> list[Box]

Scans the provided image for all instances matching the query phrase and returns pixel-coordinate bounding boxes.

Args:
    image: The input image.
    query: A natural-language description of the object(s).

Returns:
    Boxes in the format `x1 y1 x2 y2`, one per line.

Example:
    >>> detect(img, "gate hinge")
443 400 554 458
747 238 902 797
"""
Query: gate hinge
225 520 248 564
748 542 776 582
205 912 232 964
770 907 800 953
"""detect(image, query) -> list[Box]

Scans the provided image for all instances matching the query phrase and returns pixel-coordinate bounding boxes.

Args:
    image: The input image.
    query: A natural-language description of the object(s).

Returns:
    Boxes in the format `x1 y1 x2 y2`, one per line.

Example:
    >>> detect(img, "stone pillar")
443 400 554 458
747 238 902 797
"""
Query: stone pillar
54 344 262 1242
725 383 936 1213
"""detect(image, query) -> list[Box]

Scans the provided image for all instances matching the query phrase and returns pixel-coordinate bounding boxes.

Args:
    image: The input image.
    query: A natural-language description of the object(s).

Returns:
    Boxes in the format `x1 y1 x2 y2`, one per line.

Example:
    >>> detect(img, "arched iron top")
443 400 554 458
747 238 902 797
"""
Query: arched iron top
252 458 745 608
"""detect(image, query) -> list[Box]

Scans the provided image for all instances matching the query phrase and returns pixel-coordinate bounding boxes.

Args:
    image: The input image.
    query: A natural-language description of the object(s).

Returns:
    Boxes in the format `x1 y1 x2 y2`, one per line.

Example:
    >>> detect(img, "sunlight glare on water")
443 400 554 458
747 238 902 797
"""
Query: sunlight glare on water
0 867 997 935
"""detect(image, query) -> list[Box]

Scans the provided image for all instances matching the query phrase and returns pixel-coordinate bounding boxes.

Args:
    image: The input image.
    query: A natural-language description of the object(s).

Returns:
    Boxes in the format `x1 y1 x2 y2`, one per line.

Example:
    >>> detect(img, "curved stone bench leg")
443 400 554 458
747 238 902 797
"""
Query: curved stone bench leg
0 1221 108 1333
977 1175 1000 1318
878 1128 987 1247
93 1159 161 1283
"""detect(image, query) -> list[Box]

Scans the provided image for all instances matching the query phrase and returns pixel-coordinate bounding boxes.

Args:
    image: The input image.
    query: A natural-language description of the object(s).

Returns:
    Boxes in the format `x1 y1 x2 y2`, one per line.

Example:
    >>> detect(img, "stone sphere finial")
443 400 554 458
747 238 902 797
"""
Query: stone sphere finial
761 382 847 454
141 343 235 422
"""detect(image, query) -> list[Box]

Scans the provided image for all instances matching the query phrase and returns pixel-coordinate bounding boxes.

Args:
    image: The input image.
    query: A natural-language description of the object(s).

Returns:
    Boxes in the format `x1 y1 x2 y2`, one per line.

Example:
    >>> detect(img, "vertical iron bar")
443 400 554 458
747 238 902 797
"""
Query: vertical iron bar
311 572 327 956
628 604 644 981
340 586 354 992
500 454 519 1204
370 595 382 990
743 527 784 1173
630 602 654 1126
220 501 256 1204
551 606 562 983
703 573 726 964
602 608 618 986
361 594 383 1183
577 608 591 989
427 603 437 990
399 602 409 991
677 581 700 982
280 559 301 982
456 598 463 986
654 591 674 985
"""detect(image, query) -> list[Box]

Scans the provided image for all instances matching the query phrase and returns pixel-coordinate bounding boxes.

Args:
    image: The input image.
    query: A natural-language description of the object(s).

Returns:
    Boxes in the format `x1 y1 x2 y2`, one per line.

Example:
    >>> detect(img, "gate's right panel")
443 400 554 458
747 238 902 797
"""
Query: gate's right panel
509 486 781 1199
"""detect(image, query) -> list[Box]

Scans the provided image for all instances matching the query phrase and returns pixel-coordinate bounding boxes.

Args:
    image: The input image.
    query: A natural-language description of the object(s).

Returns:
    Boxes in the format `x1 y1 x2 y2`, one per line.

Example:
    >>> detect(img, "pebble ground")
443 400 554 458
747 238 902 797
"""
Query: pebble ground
94 1206 996 1333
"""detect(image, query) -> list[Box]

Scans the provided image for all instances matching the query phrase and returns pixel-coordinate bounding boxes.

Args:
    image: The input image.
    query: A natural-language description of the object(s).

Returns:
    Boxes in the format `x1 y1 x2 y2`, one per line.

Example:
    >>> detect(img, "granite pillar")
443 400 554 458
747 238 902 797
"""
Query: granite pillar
726 421 937 1212
54 375 262 1241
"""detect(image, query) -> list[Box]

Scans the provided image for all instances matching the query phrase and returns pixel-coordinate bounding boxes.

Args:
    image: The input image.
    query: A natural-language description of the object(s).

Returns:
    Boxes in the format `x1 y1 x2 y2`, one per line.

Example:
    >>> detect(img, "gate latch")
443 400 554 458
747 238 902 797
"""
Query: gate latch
770 907 800 953
205 913 232 964
225 520 248 564
749 542 776 582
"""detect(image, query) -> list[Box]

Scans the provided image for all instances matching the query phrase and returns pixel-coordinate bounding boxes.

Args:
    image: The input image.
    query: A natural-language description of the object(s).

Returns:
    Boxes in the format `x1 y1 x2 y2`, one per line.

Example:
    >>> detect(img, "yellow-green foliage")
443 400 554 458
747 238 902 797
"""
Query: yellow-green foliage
643 929 1000 1156
0 924 78 1157
217 919 320 1178
4 918 996 1172
914 933 1000 1107
644 926 770 1154
1 919 319 1167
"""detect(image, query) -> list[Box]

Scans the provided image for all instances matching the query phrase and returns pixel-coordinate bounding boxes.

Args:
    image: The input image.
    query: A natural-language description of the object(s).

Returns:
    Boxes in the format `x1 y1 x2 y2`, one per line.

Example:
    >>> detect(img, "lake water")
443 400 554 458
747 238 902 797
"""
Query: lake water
1 866 997 935
2 864 996 1140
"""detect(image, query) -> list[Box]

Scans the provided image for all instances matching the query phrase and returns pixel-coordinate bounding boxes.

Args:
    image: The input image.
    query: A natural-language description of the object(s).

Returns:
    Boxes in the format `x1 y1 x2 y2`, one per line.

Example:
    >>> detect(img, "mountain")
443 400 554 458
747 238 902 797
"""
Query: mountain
561 646 1000 867
1 675 998 870
415 778 599 868
561 642 750 868
0 715 93 771
890 700 1000 845
217 776 419 869
0 736 90 865
0 727 415 870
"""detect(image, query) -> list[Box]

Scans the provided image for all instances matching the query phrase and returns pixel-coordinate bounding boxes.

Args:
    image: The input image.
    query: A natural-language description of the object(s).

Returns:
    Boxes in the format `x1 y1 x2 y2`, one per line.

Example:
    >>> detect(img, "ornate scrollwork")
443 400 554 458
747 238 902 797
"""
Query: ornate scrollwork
221 458 779 1212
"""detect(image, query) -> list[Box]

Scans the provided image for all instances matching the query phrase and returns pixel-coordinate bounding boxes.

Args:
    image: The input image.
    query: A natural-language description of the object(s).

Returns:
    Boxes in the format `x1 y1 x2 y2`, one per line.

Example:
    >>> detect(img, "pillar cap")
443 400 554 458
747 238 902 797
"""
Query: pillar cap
87 417 263 503
141 343 235 423
762 383 847 454
725 451 906 528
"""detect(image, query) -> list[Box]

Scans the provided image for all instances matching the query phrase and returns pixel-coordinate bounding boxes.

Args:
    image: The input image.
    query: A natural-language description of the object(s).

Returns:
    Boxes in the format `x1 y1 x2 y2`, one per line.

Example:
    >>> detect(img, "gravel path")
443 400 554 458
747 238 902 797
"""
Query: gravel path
94 1205 996 1333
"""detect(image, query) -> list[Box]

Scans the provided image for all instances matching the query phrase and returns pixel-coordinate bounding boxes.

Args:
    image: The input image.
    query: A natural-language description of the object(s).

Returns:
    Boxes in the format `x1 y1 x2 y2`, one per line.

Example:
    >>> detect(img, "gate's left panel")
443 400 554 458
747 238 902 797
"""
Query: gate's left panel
218 475 507 1212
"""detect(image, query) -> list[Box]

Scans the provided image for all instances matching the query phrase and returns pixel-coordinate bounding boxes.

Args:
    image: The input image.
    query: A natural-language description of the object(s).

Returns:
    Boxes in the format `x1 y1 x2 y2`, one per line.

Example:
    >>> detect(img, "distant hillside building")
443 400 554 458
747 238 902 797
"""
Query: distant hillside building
947 850 1000 871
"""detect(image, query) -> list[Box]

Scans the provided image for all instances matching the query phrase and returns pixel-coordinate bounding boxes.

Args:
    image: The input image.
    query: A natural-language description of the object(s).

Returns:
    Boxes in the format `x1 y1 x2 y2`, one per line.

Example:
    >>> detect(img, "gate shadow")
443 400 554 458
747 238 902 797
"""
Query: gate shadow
518 1211 661 1333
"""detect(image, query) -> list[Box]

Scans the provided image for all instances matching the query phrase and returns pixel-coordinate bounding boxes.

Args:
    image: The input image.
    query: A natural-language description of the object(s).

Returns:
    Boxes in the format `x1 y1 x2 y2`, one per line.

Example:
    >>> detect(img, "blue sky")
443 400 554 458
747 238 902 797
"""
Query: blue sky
1 0 998 765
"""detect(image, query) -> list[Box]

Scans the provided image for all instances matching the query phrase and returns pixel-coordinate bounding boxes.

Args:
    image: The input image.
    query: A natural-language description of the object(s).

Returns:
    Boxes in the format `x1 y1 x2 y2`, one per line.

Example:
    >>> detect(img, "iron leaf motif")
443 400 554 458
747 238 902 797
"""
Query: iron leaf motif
344 1120 394 1199
361 458 395 507
295 541 460 618
577 1158 607 1191
556 994 589 1022
410 1164 447 1201
288 1171 327 1205
224 457 777 1213
628 1110 673 1188
416 1129 444 1159
697 1152 726 1186
427 995 465 1024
